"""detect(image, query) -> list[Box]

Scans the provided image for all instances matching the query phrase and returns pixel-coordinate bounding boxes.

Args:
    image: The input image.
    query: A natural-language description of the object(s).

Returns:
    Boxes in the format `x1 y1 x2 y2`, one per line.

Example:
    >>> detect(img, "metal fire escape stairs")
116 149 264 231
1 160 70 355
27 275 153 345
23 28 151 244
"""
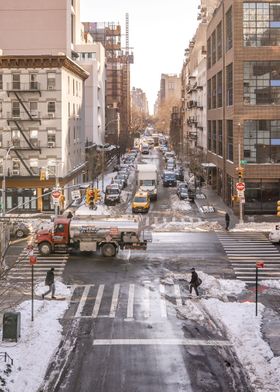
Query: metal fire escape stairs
7 87 42 176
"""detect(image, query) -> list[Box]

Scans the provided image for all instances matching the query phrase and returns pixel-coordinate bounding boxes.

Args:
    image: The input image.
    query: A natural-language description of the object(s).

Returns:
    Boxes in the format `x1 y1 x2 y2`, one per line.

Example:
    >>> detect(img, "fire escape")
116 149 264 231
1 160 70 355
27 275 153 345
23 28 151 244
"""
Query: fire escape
7 77 41 175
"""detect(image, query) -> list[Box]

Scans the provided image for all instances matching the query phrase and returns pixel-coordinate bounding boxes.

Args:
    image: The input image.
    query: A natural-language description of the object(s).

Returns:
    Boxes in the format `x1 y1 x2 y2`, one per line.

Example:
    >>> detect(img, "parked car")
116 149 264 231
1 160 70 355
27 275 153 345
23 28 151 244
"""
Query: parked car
111 179 125 190
177 183 189 200
187 187 196 202
141 144 149 155
175 167 184 181
164 151 176 161
104 185 121 206
162 170 177 187
269 225 280 243
10 221 30 238
115 173 127 187
166 158 176 169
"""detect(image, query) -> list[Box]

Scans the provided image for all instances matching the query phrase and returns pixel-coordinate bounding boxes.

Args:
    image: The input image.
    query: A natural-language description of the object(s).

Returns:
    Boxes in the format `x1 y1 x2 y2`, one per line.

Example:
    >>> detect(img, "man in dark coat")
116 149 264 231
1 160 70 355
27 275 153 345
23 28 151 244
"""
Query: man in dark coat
42 268 56 299
225 212 230 231
189 267 200 296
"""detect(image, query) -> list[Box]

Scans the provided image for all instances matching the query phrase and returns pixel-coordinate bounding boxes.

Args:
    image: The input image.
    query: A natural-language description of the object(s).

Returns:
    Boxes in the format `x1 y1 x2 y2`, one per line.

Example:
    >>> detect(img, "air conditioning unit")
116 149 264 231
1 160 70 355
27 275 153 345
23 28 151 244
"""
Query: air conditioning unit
48 113 55 119
31 111 38 118
48 85 55 90
48 141 55 148
12 170 20 176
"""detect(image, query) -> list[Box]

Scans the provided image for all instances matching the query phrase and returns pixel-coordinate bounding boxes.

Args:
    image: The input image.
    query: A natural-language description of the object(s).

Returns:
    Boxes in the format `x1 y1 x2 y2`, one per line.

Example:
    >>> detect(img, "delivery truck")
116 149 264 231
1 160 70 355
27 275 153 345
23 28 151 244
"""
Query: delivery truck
35 215 148 257
136 164 158 201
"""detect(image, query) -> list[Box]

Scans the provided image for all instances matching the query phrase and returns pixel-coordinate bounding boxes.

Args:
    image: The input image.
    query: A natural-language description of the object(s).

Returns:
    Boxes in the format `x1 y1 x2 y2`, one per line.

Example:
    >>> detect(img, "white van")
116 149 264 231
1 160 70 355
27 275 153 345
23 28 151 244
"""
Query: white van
269 225 280 243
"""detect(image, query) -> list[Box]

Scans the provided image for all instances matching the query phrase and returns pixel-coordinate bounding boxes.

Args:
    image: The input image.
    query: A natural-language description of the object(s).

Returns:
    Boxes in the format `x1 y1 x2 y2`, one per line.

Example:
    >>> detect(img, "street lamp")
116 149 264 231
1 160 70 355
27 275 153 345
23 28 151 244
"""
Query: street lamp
2 146 14 217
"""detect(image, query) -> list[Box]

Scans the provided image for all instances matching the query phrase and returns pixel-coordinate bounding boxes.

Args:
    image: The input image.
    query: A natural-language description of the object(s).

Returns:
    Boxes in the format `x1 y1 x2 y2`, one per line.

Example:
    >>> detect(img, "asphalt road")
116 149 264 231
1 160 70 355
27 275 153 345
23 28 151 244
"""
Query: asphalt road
40 149 253 392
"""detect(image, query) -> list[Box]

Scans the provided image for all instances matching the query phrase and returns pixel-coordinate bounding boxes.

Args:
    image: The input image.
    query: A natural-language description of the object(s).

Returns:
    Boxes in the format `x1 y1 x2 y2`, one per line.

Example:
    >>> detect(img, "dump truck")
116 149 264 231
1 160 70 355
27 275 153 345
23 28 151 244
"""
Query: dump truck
136 164 158 201
35 215 148 257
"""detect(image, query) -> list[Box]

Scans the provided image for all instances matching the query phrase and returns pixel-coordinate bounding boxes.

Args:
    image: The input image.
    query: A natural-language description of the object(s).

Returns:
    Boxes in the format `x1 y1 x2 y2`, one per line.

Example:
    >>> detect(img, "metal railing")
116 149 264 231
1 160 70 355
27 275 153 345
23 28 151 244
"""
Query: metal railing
0 352 14 365
6 82 40 91
7 111 41 120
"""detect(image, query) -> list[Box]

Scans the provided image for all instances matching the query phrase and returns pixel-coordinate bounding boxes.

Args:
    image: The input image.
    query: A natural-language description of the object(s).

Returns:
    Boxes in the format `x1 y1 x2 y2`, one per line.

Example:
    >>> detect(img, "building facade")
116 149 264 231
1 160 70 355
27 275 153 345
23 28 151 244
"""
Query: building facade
207 0 280 214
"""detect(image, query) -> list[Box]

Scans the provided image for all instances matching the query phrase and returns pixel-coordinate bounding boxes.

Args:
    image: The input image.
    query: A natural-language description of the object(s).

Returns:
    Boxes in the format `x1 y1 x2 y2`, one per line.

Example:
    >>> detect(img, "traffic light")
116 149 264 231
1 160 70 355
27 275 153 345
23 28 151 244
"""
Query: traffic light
236 167 245 180
94 188 101 203
86 188 92 205
277 200 280 217
40 168 46 181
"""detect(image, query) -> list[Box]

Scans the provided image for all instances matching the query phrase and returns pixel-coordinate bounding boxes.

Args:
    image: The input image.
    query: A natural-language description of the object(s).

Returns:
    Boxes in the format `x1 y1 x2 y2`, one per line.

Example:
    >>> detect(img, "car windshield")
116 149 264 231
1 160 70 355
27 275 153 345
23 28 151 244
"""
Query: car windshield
134 197 147 203
142 180 154 186
164 173 176 180
106 189 119 195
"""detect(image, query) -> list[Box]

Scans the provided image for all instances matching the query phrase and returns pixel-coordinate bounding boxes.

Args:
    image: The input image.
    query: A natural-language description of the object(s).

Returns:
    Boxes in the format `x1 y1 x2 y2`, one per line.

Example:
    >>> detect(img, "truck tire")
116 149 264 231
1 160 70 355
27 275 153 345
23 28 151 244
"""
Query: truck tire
39 242 52 256
15 229 25 239
101 243 116 257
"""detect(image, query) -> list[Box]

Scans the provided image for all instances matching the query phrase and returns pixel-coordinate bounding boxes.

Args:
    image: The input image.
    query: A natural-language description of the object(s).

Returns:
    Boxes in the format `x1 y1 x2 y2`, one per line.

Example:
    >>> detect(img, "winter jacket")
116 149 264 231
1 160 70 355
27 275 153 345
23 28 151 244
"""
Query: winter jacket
225 213 230 222
190 271 199 286
45 270 54 286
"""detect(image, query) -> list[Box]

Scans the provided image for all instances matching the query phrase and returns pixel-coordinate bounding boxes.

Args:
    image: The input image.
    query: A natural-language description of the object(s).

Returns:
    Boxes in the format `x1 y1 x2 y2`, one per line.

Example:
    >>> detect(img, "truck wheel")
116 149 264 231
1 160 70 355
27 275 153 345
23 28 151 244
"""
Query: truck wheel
39 242 52 256
101 243 116 257
15 229 25 239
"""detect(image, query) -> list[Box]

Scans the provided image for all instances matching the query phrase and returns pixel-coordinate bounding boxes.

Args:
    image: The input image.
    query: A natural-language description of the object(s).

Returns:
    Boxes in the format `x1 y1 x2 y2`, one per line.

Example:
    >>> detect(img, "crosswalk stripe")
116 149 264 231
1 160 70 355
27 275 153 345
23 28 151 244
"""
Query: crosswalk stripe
127 284 135 319
109 284 120 318
92 284 104 318
159 284 167 318
143 283 150 319
174 284 182 307
75 285 92 318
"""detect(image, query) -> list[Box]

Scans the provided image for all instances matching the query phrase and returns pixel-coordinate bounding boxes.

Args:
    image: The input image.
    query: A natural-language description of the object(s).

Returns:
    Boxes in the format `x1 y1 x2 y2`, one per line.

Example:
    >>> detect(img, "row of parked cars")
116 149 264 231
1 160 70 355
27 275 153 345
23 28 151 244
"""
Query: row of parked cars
105 149 138 206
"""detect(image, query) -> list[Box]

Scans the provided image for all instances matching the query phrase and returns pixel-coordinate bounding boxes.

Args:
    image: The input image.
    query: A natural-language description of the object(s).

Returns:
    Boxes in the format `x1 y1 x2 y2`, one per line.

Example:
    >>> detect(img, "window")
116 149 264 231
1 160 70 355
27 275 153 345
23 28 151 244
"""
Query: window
68 102 70 117
12 130 20 146
68 76 70 94
217 71 223 107
48 159 57 177
12 158 20 175
30 130 38 146
0 74 3 90
30 73 38 90
217 22 222 60
0 159 3 175
207 38 211 69
226 6 233 51
212 75 217 109
47 73 56 90
227 120 233 161
30 101 38 117
73 79 75 96
47 101 55 113
76 80 78 96
244 61 280 105
0 101 2 118
12 74 20 90
47 130 56 147
226 63 233 106
12 101 20 117
218 120 223 156
212 120 217 153
30 158 39 175
244 120 280 163
211 30 216 65
243 2 280 47
73 103 75 116
207 79 211 109
0 132 2 148
207 120 212 151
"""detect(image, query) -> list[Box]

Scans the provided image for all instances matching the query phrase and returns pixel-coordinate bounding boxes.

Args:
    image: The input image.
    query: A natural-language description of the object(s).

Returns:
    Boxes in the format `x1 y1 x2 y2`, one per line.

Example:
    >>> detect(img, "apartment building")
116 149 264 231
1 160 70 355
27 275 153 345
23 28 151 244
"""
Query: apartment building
0 55 88 211
207 0 280 214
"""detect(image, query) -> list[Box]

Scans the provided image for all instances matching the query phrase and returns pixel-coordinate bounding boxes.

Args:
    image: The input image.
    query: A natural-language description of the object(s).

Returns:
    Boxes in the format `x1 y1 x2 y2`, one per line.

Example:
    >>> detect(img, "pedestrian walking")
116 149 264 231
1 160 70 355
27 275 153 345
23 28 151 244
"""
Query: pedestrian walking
225 212 230 231
42 268 56 299
189 267 202 297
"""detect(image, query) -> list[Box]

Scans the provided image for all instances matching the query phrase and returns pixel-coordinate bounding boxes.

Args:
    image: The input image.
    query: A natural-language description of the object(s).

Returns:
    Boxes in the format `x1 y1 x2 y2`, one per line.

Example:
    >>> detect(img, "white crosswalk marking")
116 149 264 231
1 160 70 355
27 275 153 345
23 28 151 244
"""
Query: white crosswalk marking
174 284 183 307
217 232 280 284
127 283 135 319
143 282 150 319
159 284 167 318
92 284 104 318
75 285 92 318
109 284 120 318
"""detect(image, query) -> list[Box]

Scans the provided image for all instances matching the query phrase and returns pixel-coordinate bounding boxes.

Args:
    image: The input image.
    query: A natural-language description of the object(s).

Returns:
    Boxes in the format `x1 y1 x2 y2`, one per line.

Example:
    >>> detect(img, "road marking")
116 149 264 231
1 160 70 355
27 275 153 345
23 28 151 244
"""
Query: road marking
154 216 158 224
92 338 232 347
127 283 135 319
159 284 167 318
92 284 104 318
143 283 150 319
109 284 120 318
174 284 182 307
75 285 92 318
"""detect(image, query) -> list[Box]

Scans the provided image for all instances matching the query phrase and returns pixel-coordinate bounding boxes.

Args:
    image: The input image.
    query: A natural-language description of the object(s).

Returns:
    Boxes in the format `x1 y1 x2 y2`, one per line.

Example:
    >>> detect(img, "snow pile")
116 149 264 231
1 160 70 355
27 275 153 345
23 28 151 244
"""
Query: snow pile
75 203 113 216
35 281 72 298
260 280 280 290
177 300 206 322
153 220 223 232
203 300 280 392
170 195 192 212
231 222 277 232
0 283 70 392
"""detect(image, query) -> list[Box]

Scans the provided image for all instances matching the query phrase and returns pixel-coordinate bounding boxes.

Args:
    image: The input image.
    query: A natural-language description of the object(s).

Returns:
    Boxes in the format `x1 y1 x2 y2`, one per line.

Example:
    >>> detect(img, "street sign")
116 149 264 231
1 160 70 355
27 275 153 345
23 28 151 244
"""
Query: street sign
240 160 248 165
29 255 37 265
236 182 245 191
52 190 61 199
256 261 265 268
71 190 81 200
237 190 245 198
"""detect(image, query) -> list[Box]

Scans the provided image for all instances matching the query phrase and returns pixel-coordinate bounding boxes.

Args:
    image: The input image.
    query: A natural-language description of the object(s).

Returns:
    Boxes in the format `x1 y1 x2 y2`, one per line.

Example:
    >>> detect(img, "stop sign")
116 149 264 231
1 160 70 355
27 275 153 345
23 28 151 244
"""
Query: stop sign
236 182 245 191
52 190 61 199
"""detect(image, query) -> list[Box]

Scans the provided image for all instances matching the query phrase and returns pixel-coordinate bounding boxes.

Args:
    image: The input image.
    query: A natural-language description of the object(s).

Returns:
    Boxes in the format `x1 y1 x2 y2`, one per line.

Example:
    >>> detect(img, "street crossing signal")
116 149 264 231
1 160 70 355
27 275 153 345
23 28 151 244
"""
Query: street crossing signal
94 188 101 203
86 188 94 205
277 200 280 217
236 167 245 179
40 168 46 181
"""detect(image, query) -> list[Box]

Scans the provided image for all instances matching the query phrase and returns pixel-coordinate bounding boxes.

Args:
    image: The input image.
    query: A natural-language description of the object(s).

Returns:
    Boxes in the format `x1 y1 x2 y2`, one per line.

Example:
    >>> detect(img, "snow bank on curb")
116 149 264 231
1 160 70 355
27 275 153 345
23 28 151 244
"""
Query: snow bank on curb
231 222 276 232
202 300 280 392
153 221 223 232
260 279 280 290
170 195 192 212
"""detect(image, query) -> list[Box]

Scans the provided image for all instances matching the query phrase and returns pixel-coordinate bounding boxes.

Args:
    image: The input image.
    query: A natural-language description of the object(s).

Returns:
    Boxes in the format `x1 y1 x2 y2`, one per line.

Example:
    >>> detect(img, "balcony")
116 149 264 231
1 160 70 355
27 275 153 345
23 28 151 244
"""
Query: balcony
6 82 41 92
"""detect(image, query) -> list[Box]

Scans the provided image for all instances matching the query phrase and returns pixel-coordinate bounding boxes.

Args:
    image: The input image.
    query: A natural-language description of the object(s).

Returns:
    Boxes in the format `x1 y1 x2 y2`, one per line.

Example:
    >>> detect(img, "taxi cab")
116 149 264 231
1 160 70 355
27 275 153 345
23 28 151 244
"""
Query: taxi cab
132 191 150 213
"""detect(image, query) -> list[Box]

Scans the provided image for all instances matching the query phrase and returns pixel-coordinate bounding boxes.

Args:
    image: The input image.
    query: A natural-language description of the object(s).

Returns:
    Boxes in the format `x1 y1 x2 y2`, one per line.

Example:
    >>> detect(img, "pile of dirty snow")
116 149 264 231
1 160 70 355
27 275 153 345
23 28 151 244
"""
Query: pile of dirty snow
153 220 223 232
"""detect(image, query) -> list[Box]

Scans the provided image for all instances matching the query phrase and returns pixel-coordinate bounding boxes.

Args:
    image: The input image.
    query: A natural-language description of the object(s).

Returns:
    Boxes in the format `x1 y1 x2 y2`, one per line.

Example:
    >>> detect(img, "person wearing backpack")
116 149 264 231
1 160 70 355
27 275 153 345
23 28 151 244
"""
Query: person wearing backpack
42 267 56 299
189 267 202 296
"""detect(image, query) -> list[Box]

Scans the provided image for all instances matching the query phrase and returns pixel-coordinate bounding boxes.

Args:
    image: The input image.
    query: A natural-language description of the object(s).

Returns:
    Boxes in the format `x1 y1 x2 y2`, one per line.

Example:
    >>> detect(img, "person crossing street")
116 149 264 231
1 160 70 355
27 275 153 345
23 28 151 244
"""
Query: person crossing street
42 267 56 299
189 267 202 297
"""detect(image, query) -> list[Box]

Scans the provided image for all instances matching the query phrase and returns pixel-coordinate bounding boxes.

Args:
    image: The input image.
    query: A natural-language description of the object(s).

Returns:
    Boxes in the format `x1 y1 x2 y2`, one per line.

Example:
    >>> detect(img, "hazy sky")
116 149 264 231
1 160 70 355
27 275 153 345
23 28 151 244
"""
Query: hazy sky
80 0 200 113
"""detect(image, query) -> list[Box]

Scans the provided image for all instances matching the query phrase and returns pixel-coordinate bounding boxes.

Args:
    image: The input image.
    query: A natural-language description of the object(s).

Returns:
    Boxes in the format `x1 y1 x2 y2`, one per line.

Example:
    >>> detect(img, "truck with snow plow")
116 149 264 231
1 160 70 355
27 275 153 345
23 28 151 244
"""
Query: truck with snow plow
35 215 148 257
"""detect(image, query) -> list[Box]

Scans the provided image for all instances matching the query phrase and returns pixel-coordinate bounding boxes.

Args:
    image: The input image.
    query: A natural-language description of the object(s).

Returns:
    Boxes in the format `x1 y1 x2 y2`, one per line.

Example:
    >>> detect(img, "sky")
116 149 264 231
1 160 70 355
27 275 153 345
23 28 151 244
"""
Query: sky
80 0 200 113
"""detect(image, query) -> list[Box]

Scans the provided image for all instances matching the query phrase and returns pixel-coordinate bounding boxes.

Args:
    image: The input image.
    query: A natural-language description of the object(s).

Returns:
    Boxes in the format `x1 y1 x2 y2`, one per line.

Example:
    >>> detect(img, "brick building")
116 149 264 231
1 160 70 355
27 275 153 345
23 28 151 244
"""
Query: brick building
207 0 280 214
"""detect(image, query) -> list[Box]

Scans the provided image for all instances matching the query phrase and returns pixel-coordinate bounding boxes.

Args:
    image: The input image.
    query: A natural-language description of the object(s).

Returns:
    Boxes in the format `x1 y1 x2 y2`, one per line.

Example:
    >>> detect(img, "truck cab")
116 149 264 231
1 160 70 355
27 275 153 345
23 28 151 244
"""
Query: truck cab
36 217 70 256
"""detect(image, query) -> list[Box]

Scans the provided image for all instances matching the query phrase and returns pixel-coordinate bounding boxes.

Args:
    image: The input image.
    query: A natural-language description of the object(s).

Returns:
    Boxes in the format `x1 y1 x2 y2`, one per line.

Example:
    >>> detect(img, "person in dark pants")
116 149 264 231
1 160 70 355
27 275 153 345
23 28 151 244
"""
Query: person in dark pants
189 267 200 296
225 212 230 231
42 268 56 299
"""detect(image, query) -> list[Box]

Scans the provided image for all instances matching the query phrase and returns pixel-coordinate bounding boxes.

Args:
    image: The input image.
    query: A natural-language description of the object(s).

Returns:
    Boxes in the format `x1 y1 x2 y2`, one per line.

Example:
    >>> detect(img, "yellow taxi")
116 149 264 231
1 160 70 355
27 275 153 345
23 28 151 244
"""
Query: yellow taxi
132 191 150 213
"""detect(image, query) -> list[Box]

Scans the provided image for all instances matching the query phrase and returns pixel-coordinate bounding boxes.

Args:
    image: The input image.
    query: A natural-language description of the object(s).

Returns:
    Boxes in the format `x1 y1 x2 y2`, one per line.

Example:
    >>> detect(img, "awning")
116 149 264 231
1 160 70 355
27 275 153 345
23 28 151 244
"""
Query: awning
201 163 216 168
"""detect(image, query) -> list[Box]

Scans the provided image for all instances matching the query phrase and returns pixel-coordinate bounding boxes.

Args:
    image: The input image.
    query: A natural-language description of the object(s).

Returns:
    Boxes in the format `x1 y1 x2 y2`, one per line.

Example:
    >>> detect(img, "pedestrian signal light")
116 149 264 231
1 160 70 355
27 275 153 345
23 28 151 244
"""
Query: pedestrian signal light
277 200 280 217
236 167 244 179
40 168 46 181
94 188 101 203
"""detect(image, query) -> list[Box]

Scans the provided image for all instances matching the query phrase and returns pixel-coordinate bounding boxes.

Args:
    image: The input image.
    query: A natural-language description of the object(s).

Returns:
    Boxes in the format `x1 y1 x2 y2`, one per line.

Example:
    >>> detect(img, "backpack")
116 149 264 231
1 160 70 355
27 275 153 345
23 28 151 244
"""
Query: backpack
197 278 202 286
